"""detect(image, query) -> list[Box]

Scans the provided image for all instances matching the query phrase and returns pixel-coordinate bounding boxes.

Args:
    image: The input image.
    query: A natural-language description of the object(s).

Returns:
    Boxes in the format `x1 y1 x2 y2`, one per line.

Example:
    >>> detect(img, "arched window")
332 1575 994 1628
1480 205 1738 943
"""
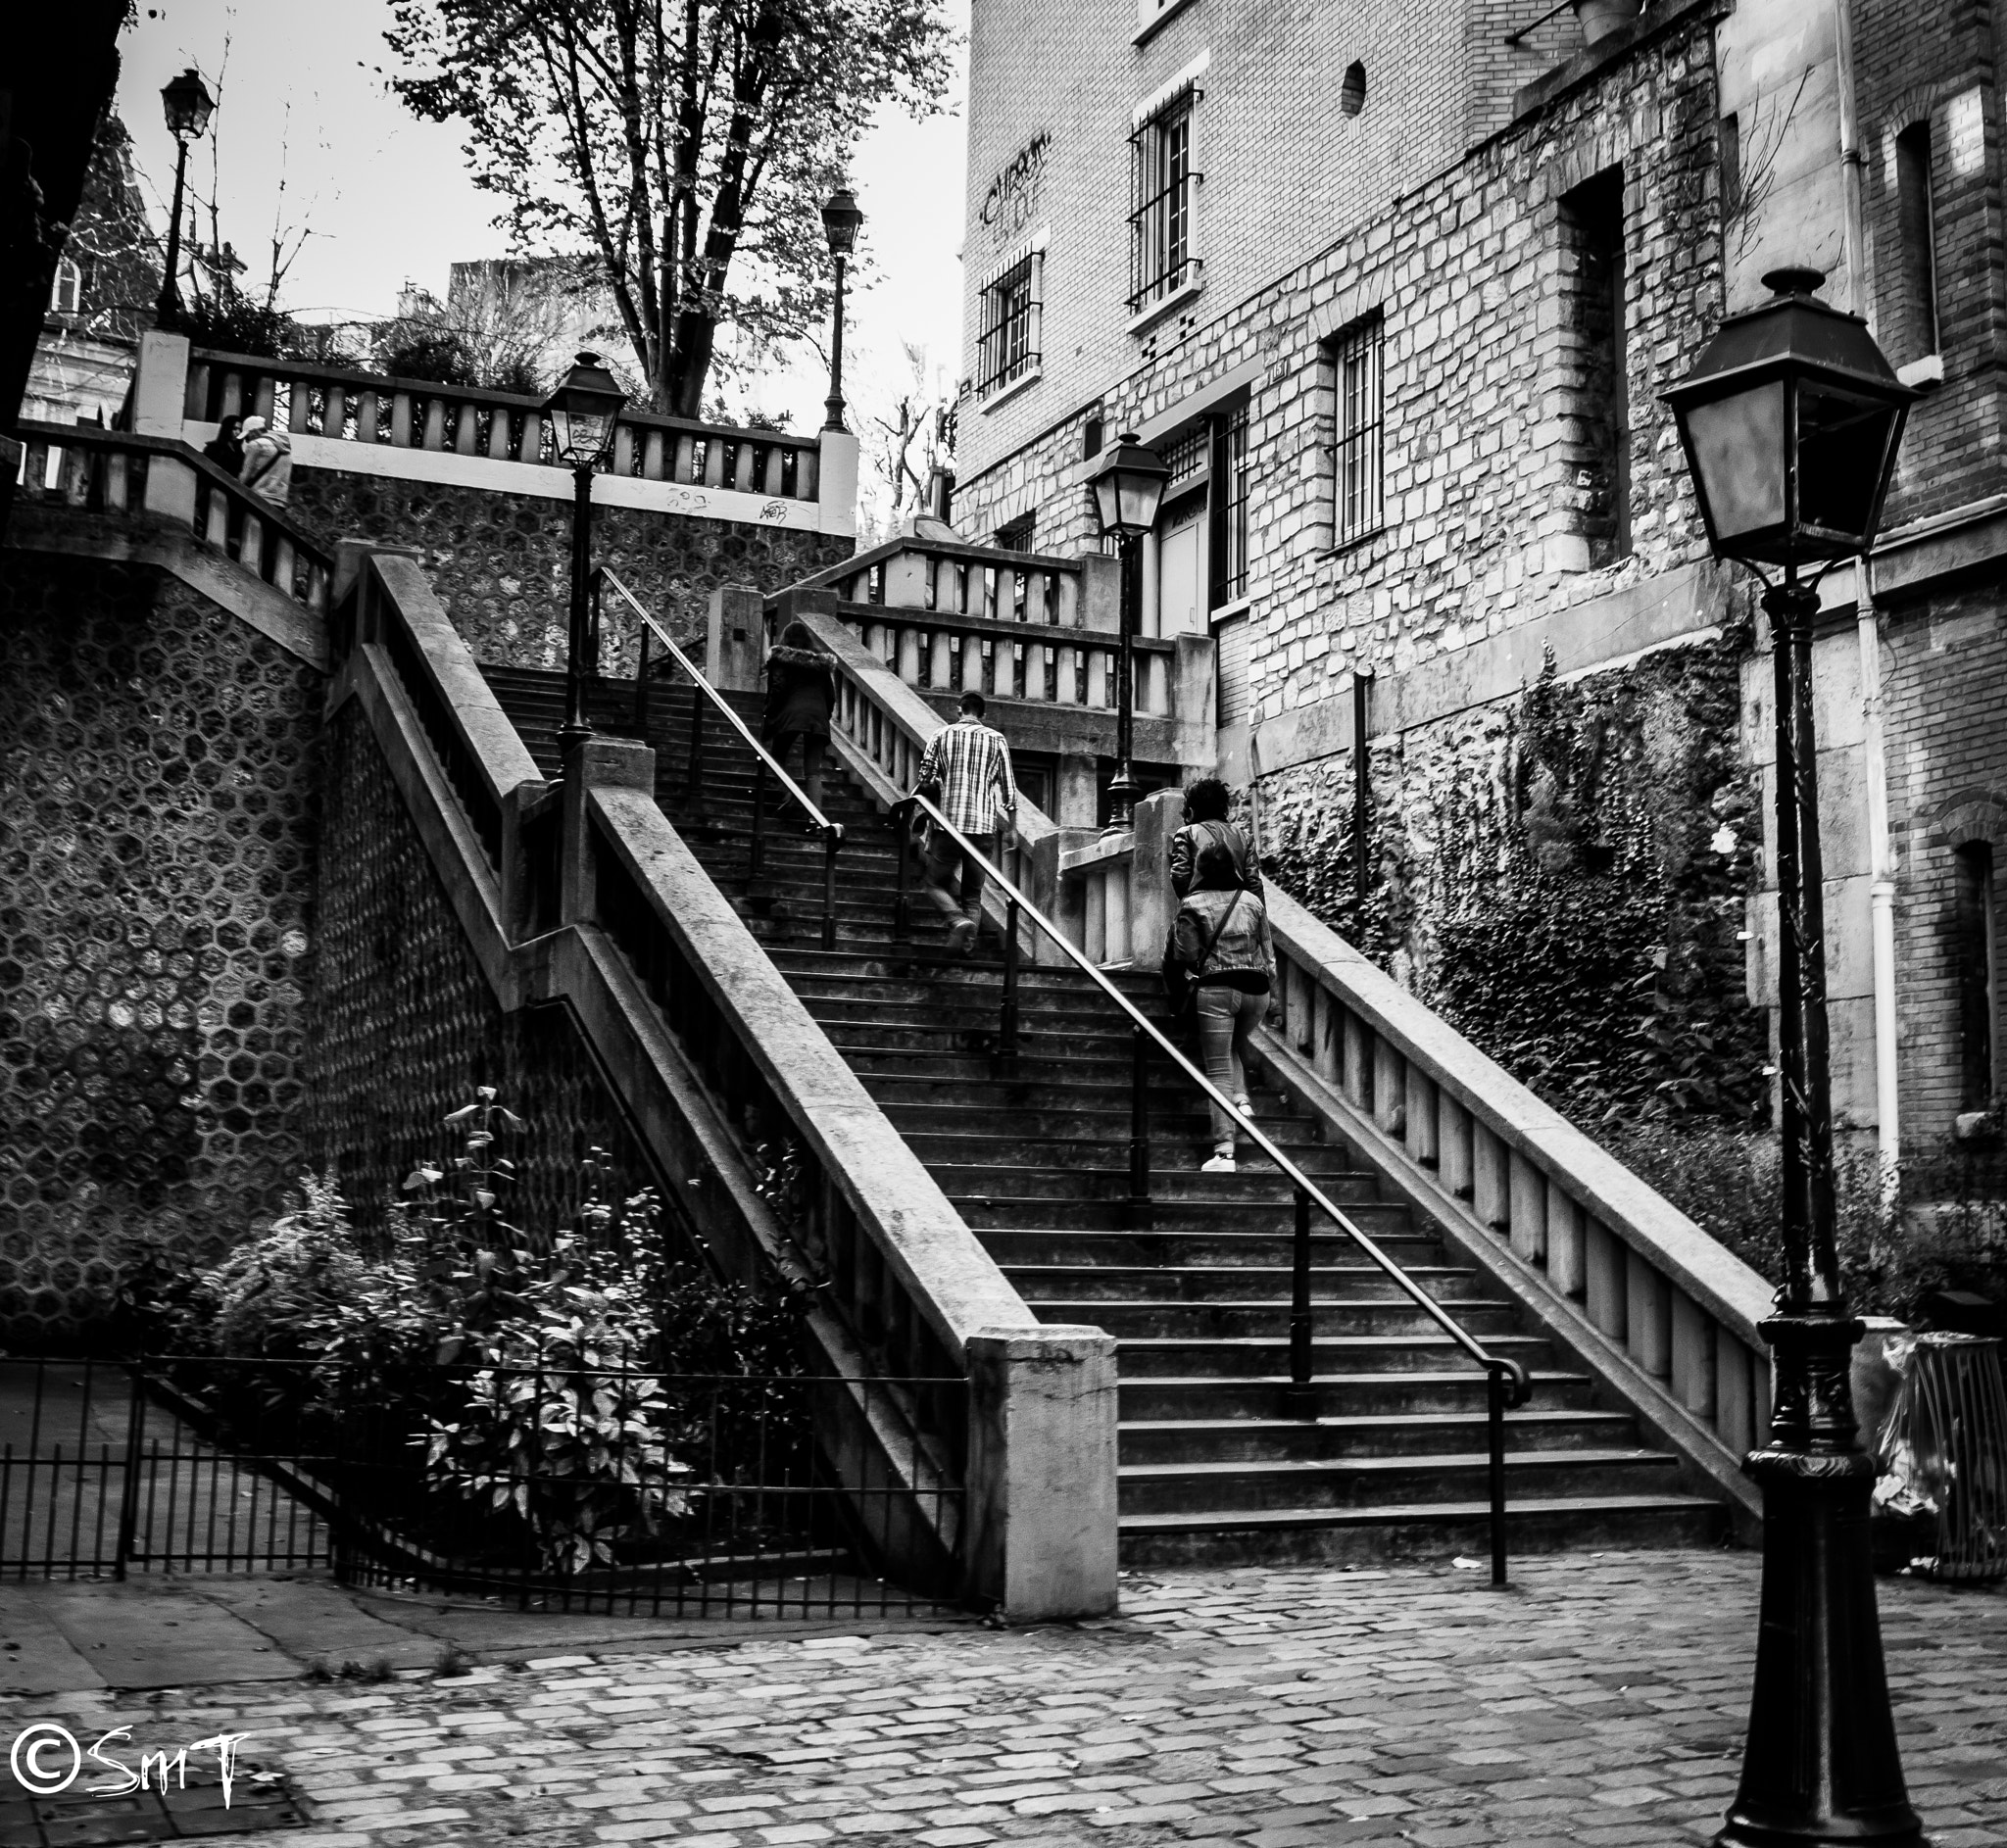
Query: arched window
1340 63 1366 119
1954 841 1999 1109
50 258 82 316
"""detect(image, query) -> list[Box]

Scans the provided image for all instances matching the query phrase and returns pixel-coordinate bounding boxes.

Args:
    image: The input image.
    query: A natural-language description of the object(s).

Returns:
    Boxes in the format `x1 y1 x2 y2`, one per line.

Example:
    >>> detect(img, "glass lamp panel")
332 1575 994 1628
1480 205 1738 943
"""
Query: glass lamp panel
1091 471 1123 534
566 407 615 462
1796 387 1900 549
1117 470 1165 532
545 402 573 457
1683 380 1787 545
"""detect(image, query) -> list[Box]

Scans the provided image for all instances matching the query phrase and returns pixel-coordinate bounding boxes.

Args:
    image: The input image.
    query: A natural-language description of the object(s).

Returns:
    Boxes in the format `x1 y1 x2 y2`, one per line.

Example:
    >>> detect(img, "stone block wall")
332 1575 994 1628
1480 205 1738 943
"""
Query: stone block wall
305 700 658 1241
955 9 1727 725
1884 583 2007 1142
1852 0 2007 528
285 471 852 676
0 554 323 1341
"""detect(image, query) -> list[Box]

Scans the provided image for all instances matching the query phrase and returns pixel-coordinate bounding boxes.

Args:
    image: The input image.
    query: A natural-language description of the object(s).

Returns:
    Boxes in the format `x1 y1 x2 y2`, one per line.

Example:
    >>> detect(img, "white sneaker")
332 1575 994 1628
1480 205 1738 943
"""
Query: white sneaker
1233 1094 1254 1119
946 917 977 955
1199 1152 1237 1174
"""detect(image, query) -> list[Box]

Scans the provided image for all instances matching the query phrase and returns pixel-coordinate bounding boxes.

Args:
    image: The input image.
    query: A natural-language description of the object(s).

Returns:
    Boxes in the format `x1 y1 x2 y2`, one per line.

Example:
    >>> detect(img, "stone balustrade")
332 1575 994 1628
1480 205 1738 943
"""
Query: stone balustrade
330 552 1115 1615
1059 802 1777 1527
123 332 857 540
16 416 330 615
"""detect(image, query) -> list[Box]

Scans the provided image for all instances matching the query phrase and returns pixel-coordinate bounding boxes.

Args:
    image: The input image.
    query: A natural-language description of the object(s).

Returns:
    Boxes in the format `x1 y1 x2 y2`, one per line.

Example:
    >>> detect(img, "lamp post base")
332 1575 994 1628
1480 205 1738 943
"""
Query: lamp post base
557 720 595 756
1714 1314 1924 1848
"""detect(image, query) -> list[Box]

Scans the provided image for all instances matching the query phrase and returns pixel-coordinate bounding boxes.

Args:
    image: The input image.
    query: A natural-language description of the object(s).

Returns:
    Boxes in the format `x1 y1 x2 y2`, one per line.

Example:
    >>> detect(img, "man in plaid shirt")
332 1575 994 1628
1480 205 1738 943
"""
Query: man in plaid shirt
916 691 1018 955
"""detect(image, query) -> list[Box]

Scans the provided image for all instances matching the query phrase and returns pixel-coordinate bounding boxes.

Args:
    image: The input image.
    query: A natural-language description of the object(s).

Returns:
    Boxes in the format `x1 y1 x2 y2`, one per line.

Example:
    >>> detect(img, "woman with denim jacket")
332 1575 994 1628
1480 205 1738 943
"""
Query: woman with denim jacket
1172 841 1276 1173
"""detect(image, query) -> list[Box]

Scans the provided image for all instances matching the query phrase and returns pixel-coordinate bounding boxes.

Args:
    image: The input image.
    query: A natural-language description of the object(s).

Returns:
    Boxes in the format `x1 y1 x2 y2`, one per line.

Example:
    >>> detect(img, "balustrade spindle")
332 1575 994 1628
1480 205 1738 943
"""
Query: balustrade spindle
220 370 245 420
254 377 276 426
1472 1126 1509 1233
1373 1039 1403 1137
321 384 347 440
1342 1010 1371 1112
355 389 380 445
1127 1022 1151 1227
1508 1152 1546 1266
105 453 128 512
455 402 479 455
390 391 414 448
798 446 819 502
272 536 297 597
642 429 665 480
703 442 725 489
184 363 211 420
288 386 314 436
1625 1251 1672 1378
1546 1191 1586 1298
204 489 230 551
733 444 756 494
1584 1219 1627 1339
612 425 636 476
1405 1065 1438 1169
421 400 446 451
1438 1091 1474 1197
487 410 512 462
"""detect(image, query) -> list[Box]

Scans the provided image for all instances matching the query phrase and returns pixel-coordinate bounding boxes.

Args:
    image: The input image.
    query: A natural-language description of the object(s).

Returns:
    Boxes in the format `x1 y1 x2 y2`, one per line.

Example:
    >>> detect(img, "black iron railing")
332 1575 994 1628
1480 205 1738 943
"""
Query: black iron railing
590 565 846 950
890 794 1533 1584
0 1356 965 1616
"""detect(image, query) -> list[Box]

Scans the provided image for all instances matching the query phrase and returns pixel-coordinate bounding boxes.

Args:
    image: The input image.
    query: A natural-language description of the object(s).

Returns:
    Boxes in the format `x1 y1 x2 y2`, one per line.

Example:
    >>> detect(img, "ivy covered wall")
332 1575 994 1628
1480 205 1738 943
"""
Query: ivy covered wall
1259 633 1766 1129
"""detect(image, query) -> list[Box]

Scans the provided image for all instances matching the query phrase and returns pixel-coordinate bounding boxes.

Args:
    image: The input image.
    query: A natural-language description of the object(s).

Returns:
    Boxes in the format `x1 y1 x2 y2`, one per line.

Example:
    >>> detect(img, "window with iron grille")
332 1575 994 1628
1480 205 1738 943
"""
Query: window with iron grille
1331 315 1384 547
977 253 1042 396
1210 401 1249 604
1129 92 1199 314
996 512 1035 553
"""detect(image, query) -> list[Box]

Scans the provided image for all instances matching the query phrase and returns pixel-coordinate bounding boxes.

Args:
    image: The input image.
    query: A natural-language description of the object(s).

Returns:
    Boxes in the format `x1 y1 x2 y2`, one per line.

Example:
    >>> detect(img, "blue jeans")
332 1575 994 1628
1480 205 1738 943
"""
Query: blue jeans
924 830 994 924
1195 984 1266 1147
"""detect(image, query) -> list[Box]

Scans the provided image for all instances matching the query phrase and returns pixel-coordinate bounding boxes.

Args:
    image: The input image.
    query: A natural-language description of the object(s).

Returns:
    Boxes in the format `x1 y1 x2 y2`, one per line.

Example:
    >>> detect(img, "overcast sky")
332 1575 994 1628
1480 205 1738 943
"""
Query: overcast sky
113 0 969 435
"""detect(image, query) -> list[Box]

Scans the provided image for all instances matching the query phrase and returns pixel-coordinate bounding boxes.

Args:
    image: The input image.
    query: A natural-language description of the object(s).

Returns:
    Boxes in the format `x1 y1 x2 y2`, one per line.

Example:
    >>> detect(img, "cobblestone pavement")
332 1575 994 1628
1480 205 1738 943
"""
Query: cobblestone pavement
3 1551 2001 1848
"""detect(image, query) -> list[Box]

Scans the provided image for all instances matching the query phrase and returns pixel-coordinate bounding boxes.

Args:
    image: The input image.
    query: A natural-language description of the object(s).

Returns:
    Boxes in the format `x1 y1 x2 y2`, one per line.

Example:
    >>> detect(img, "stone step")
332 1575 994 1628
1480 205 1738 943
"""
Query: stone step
1115 1408 1643 1465
1117 1493 1727 1570
1030 1298 1522 1340
927 1165 1382 1205
1111 1333 1552 1380
1117 1447 1686 1518
1004 1261 1462 1299
768 948 1164 999
979 1228 1440 1268
901 1129 1350 1171
1116 1370 1597 1423
953 1196 1417 1235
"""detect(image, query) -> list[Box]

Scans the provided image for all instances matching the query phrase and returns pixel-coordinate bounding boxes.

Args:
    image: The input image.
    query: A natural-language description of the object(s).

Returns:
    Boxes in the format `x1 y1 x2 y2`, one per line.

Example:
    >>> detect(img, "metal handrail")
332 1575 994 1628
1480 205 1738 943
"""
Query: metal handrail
593 565 846 949
897 790 1531 1582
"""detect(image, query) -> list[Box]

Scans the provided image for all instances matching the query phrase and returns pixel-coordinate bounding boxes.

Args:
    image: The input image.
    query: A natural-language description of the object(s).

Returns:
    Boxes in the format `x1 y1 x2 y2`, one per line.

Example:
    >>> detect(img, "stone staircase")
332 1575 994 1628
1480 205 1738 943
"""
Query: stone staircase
484 663 1726 1566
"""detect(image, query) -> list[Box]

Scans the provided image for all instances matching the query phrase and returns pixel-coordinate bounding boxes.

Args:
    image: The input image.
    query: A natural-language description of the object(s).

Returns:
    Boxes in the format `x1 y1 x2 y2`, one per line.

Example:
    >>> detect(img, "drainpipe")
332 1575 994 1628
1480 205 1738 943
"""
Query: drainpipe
1834 0 1902 1191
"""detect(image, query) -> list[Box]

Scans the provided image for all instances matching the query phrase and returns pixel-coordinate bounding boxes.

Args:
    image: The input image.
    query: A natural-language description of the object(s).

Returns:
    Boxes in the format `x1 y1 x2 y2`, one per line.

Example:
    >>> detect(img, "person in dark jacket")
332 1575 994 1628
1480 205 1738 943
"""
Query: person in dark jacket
762 619 836 807
1169 774 1260 899
202 413 244 477
1172 840 1275 1173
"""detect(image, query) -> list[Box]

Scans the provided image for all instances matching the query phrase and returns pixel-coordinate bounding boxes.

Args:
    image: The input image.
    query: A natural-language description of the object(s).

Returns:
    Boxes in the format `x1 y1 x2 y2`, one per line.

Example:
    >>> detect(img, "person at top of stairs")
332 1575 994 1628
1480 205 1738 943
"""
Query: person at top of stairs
1173 841 1275 1175
1169 775 1262 897
762 618 837 808
913 689 1019 957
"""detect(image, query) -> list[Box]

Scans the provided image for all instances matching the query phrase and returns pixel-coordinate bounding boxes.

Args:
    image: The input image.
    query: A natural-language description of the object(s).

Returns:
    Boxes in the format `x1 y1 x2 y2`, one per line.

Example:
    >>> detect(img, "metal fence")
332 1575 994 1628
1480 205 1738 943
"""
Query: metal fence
0 1357 966 1617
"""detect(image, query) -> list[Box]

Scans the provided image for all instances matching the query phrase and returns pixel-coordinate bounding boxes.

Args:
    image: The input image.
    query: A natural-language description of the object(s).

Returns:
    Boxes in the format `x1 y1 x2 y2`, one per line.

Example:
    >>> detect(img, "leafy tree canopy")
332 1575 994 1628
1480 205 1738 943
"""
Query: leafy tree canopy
385 0 954 416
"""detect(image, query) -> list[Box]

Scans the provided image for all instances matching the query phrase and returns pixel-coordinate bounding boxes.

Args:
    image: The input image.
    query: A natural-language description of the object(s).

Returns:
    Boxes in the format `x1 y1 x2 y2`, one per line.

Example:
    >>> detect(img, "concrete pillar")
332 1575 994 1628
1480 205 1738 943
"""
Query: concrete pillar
560 736 658 926
1125 787 1187 973
707 585 765 692
131 330 192 438
816 430 859 537
1079 552 1121 633
964 1326 1119 1621
140 452 197 527
1053 752 1100 829
1173 631 1217 773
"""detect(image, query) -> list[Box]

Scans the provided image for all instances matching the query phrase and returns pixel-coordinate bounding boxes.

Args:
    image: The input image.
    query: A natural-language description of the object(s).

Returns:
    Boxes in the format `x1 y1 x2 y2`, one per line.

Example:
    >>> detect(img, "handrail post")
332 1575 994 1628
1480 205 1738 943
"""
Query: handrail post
686 680 706 822
1488 1365 1509 1588
633 617 652 735
893 804 913 946
749 757 768 898
1289 1188 1315 1418
1126 1022 1152 1228
113 1364 145 1580
821 828 840 952
1000 898 1021 1073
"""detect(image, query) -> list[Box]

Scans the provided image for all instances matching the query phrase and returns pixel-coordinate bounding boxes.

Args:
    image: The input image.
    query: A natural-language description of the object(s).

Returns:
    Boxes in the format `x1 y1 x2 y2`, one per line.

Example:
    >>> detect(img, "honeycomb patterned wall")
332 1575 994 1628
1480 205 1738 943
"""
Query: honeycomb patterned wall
0 554 323 1343
307 701 658 1241
287 473 850 675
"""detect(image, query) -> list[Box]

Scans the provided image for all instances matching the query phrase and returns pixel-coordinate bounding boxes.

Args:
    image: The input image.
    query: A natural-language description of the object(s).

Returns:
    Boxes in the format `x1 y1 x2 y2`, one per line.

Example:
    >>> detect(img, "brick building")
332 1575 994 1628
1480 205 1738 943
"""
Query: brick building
949 0 2007 1163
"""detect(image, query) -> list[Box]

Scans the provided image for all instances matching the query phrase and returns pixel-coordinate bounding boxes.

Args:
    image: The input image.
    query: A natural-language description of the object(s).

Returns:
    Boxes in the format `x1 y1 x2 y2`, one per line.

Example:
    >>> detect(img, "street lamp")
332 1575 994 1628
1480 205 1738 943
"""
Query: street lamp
543 351 628 754
1663 267 1921 1848
820 187 863 433
1088 431 1172 832
156 68 215 326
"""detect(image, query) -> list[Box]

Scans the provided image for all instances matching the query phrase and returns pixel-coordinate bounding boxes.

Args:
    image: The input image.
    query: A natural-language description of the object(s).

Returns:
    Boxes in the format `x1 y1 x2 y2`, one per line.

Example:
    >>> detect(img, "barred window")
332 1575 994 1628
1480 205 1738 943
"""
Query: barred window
977 253 1043 396
996 512 1035 553
1129 93 1200 315
1210 401 1249 605
1331 315 1384 547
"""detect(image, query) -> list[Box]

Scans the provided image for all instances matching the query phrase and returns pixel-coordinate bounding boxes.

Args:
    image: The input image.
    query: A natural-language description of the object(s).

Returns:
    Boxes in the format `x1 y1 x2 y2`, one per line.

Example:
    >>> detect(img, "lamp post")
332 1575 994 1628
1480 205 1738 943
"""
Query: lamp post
820 188 863 433
156 68 215 327
1663 267 1920 1848
542 351 629 754
1088 431 1172 832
